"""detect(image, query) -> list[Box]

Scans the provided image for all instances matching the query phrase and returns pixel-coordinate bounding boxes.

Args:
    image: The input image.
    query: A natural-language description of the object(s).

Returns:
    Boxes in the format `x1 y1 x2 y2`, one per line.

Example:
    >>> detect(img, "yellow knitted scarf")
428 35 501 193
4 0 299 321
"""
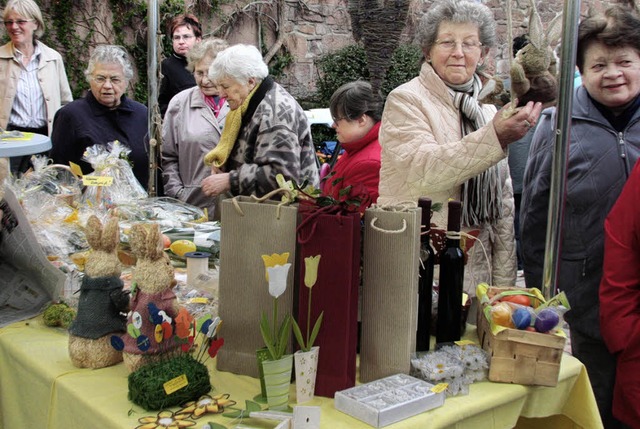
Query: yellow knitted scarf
204 84 260 168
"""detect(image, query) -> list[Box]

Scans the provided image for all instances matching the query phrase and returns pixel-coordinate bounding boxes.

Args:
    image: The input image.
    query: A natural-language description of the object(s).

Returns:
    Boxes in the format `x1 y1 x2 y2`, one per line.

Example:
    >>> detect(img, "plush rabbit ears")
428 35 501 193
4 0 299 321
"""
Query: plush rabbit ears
85 215 119 253
130 222 165 261
528 0 563 50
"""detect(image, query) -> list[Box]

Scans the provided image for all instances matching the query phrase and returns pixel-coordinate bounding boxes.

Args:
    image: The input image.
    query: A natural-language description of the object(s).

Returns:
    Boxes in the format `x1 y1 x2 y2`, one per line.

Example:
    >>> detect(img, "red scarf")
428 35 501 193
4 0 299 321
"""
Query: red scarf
204 95 225 117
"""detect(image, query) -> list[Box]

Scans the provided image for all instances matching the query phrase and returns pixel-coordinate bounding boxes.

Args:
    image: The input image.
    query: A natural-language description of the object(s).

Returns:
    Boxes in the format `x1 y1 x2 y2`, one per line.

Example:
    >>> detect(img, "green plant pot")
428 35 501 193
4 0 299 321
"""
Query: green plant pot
254 347 270 403
261 354 293 411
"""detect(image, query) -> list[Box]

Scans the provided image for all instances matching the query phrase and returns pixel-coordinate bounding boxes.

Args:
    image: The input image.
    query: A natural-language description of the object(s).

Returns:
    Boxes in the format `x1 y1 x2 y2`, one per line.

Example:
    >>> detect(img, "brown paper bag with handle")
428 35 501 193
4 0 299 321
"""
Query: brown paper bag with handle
360 203 421 383
216 191 297 377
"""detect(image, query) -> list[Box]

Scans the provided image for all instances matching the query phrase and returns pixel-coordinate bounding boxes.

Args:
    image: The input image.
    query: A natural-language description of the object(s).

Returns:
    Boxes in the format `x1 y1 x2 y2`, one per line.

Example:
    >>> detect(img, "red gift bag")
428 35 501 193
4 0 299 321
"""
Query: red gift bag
296 206 361 398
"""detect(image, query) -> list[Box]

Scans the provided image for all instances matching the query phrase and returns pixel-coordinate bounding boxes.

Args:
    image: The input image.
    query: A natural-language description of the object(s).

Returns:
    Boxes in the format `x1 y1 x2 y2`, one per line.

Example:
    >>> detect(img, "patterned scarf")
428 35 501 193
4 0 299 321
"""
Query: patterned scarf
204 84 260 168
449 74 503 227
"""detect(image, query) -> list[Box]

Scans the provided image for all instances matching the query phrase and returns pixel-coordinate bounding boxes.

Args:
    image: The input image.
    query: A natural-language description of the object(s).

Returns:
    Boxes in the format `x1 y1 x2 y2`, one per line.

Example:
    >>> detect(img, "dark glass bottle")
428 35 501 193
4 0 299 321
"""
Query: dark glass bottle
416 197 435 352
436 200 465 344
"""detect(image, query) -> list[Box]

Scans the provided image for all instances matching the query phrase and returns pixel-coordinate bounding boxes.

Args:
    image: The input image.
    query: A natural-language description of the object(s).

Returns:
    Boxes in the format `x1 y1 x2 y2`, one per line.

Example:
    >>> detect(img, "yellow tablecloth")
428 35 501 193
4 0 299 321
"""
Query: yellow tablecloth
0 319 603 429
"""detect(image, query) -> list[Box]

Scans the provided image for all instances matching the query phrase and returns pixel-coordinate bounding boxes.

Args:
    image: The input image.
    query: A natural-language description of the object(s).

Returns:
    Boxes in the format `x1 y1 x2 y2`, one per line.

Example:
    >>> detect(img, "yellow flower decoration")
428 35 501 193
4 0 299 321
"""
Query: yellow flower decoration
304 255 321 288
261 252 290 281
136 410 196 428
176 394 236 419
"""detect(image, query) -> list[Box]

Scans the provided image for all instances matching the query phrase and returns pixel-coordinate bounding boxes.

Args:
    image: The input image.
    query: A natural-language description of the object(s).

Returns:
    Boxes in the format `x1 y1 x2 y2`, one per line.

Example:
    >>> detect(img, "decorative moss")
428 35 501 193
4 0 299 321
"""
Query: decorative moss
128 353 211 411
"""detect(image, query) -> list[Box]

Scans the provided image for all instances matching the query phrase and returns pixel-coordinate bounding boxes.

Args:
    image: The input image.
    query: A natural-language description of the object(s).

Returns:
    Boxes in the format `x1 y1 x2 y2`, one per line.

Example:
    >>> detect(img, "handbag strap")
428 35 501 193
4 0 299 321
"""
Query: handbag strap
230 188 295 220
296 204 342 244
369 217 407 234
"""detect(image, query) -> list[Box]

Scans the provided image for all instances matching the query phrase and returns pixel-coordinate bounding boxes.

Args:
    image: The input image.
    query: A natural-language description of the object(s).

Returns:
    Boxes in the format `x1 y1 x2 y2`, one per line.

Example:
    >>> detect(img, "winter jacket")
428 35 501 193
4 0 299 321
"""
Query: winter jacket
162 86 229 219
0 41 72 135
158 53 196 117
226 79 320 196
600 159 640 427
521 85 640 340
323 121 381 209
378 62 516 296
50 91 150 189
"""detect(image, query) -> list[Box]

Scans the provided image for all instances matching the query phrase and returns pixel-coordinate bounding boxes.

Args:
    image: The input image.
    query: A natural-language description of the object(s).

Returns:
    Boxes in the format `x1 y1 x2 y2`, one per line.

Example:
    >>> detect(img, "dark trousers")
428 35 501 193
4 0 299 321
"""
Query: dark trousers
514 193 523 270
7 124 48 175
570 329 628 429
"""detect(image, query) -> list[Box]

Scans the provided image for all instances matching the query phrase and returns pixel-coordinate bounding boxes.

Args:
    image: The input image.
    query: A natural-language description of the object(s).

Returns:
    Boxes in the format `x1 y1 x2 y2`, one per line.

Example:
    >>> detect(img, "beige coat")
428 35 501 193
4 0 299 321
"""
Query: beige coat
378 62 516 295
0 41 72 135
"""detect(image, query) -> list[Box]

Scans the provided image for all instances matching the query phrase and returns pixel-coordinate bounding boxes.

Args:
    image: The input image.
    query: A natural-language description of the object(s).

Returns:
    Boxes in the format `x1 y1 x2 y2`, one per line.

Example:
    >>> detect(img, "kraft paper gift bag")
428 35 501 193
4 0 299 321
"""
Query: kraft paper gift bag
360 204 421 383
216 192 297 377
296 205 361 398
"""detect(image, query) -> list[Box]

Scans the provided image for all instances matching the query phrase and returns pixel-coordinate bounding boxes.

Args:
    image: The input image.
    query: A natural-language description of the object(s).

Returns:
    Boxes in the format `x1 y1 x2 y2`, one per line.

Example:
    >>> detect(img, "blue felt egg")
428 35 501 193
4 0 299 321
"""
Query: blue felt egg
512 307 532 330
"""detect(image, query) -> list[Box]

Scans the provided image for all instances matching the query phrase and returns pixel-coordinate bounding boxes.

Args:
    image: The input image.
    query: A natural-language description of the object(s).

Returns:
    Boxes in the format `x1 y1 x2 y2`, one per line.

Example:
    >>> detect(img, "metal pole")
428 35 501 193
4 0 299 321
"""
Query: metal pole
147 0 160 196
542 0 581 299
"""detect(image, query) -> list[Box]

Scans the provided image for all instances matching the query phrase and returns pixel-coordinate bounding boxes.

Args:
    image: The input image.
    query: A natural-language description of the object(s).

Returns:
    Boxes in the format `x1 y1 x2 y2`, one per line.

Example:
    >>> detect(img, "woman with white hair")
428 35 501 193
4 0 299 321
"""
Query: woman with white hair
0 0 72 173
201 44 319 198
50 45 149 188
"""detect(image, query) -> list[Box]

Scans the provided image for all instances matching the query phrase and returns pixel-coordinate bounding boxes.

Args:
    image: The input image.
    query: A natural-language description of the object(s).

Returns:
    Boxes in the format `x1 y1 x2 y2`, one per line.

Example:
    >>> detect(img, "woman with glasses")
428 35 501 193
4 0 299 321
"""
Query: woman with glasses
162 38 229 220
0 0 72 173
158 13 202 117
378 0 542 303
50 45 149 188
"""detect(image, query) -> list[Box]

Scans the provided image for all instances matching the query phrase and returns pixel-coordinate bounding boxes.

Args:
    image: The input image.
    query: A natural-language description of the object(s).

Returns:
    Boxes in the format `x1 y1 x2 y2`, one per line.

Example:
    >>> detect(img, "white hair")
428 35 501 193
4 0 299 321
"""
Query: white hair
208 44 269 83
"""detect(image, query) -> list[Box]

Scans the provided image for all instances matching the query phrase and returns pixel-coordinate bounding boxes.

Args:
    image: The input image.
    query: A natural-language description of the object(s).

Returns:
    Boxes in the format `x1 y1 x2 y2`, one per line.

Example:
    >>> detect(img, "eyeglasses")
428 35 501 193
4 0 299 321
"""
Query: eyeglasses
332 116 348 123
92 75 124 85
434 39 483 53
4 19 34 27
172 35 195 41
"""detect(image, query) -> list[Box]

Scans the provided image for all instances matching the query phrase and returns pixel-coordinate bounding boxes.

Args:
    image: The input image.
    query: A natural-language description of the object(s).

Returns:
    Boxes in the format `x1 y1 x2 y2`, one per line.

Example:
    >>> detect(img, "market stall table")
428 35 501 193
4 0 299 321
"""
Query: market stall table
0 319 602 429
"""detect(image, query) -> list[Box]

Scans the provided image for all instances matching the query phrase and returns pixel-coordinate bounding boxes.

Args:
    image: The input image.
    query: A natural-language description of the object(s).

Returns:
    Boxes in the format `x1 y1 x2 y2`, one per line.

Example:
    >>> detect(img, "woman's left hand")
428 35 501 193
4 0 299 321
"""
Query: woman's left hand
201 172 231 196
492 100 543 148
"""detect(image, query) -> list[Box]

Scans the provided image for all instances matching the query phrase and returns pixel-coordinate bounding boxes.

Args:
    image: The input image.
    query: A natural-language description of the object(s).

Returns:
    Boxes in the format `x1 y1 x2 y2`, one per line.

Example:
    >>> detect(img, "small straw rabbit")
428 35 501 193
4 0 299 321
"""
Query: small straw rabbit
508 0 563 111
68 215 130 368
122 222 180 373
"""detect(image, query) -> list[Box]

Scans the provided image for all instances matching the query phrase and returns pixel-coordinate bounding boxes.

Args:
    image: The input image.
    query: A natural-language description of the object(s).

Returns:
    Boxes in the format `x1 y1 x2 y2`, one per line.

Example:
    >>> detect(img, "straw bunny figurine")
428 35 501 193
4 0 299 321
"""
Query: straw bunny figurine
508 0 563 113
122 222 180 372
68 215 130 368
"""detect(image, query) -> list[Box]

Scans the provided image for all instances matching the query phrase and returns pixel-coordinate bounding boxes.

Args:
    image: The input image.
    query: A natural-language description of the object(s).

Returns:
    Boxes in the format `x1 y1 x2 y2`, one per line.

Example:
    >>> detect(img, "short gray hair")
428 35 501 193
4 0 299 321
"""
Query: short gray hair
84 45 134 83
186 38 229 73
416 0 497 52
208 44 269 83
3 0 45 39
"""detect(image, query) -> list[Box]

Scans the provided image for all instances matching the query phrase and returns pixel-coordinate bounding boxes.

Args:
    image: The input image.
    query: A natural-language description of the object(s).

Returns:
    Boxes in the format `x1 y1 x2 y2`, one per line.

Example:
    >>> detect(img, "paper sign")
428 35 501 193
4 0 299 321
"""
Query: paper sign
163 374 189 395
189 297 209 304
82 176 113 186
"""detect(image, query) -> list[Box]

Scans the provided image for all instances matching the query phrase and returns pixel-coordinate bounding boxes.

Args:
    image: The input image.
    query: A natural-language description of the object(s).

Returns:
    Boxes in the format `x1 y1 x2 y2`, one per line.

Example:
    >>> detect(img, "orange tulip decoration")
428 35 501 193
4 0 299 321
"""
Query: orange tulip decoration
292 255 324 352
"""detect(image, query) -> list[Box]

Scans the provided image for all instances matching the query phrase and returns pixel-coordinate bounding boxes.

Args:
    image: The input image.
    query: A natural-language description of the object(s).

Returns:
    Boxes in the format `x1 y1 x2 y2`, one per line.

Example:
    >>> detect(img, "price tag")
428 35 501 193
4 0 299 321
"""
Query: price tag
164 374 189 395
431 383 448 393
83 176 113 186
189 297 209 304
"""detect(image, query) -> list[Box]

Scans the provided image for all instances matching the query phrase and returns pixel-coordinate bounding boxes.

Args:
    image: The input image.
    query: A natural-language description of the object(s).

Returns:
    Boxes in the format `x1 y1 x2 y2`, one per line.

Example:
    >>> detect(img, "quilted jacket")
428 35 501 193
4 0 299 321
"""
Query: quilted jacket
521 85 640 340
378 62 516 296
162 86 229 219
600 159 640 426
0 41 72 135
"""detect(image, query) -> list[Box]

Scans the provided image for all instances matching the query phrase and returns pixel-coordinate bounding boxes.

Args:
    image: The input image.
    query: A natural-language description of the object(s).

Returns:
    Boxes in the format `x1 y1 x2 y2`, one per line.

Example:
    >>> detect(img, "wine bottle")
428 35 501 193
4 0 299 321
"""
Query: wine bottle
436 200 465 345
416 197 435 352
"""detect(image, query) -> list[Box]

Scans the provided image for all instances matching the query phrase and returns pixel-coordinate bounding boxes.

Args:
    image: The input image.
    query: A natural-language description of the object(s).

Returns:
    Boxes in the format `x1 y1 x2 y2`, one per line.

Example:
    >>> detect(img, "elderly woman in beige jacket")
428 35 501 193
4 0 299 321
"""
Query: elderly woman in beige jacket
0 0 72 173
378 0 542 298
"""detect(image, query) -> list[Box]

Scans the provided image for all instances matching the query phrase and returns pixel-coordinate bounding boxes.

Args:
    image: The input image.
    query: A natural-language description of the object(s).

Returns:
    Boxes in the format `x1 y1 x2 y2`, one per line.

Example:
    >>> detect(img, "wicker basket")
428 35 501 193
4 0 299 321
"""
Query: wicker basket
476 288 566 387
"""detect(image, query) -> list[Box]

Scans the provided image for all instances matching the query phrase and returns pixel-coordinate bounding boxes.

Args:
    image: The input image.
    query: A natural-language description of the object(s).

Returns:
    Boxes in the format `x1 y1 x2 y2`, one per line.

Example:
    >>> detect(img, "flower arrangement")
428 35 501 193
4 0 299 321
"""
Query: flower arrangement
292 255 323 352
260 252 292 361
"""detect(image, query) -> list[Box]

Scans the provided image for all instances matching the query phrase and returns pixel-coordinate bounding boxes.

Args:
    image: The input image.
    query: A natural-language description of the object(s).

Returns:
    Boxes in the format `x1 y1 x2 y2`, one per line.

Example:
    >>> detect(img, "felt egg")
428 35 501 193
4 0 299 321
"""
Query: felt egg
491 302 514 328
512 307 532 329
535 308 560 333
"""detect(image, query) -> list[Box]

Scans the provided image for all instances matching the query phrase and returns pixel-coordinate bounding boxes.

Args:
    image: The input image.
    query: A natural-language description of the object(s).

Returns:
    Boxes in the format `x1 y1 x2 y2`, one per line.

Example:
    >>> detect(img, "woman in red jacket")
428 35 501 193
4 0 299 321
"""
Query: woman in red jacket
322 81 382 212
600 158 640 428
